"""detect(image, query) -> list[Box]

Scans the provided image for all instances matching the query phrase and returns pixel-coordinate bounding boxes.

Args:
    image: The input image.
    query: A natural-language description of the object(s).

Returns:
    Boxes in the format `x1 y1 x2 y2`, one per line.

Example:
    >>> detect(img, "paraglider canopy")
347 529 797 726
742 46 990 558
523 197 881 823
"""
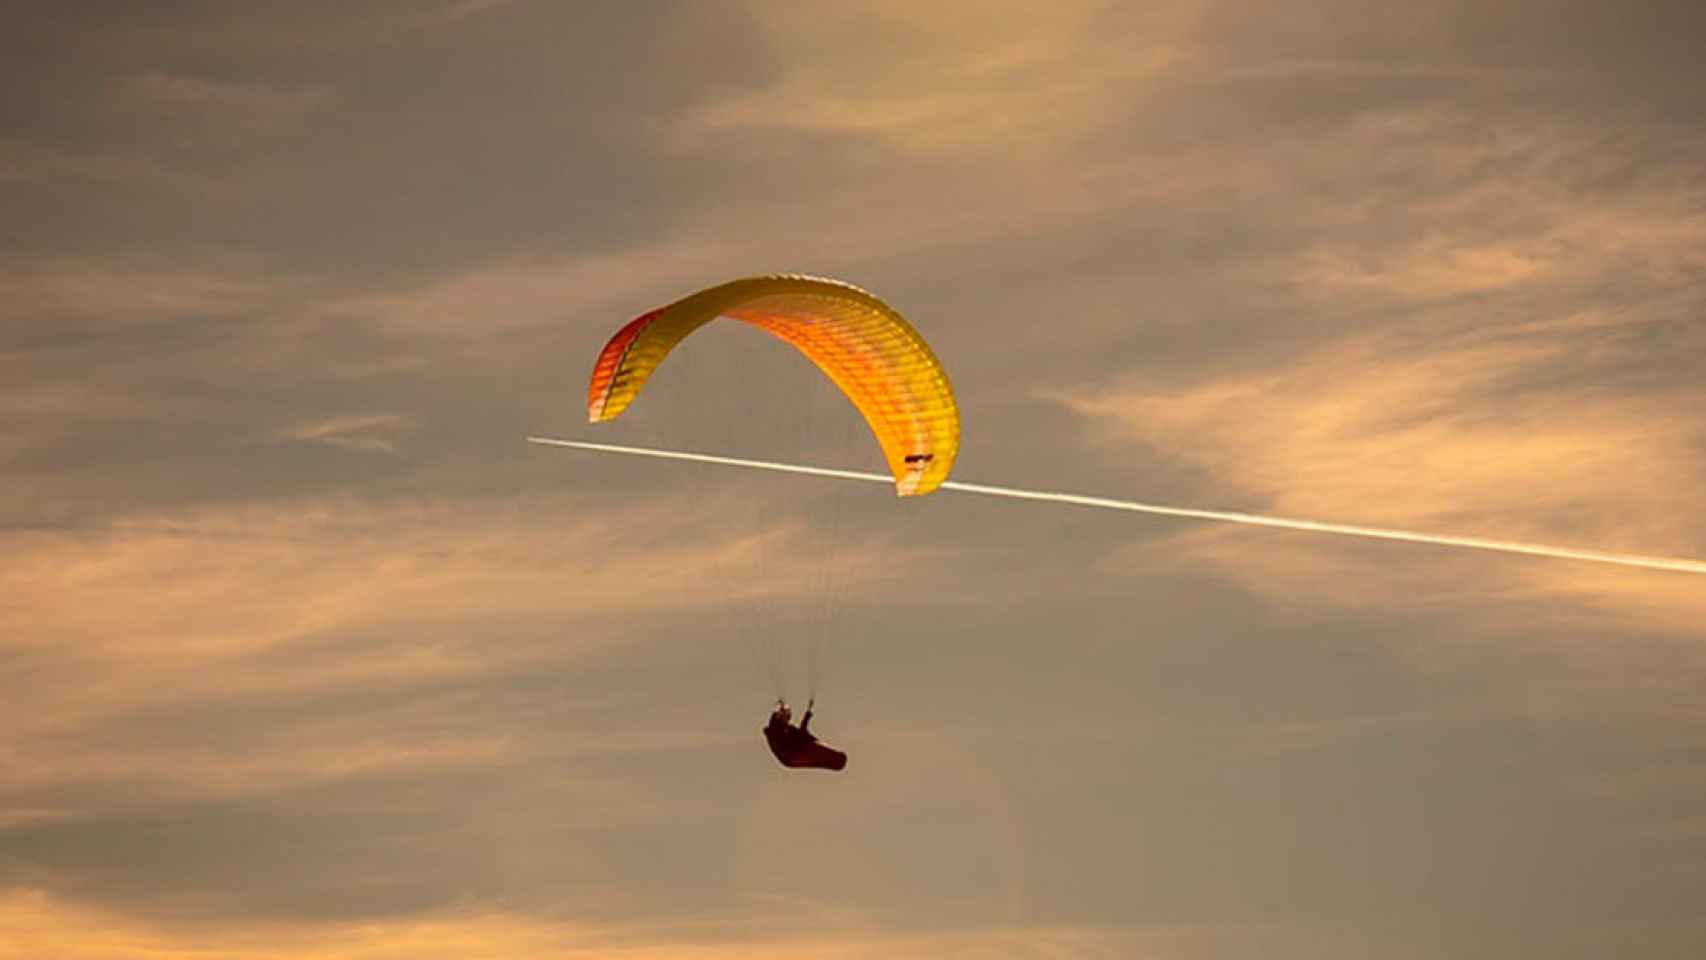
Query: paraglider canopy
586 274 960 496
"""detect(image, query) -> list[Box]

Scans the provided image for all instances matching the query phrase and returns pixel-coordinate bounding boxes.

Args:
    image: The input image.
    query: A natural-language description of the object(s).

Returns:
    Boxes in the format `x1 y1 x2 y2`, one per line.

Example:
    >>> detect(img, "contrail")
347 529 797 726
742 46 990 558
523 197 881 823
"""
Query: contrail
527 437 1706 576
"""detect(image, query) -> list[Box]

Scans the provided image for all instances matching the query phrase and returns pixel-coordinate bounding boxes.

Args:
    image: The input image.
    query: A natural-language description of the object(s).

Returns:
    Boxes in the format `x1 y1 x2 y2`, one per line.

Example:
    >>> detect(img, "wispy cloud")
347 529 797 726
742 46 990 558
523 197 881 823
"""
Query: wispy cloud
0 139 196 190
0 255 284 328
681 1 1196 157
1053 315 1706 631
321 242 759 337
0 888 1215 960
118 72 335 134
0 492 936 796
274 413 414 454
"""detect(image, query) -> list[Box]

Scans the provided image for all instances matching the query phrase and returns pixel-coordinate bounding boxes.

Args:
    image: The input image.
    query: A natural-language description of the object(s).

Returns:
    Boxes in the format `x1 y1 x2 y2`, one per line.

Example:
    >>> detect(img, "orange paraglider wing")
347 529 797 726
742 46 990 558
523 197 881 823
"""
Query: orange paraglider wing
586 274 959 495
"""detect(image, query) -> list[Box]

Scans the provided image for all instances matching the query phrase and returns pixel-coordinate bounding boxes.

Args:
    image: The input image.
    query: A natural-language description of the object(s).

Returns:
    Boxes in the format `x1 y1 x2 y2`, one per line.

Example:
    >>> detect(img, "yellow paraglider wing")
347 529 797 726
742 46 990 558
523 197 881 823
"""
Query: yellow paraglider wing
586 275 959 495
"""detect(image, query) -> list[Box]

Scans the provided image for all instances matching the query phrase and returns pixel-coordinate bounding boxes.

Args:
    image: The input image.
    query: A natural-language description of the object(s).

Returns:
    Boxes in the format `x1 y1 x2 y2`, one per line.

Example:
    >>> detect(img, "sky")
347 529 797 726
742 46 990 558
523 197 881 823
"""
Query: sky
3 1 1705 957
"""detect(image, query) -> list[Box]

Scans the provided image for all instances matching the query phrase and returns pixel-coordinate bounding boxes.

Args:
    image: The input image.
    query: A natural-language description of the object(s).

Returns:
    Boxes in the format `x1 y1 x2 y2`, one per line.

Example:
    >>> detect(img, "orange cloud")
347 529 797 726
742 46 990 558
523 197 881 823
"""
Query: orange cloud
274 413 416 454
1051 316 1706 635
683 1 1197 158
0 492 936 797
0 255 283 326
0 888 1194 960
323 241 762 338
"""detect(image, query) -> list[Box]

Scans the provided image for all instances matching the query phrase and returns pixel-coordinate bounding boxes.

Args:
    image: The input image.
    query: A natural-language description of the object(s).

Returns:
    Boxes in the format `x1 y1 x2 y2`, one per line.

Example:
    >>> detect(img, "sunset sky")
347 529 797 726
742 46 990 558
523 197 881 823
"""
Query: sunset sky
4 2 1705 957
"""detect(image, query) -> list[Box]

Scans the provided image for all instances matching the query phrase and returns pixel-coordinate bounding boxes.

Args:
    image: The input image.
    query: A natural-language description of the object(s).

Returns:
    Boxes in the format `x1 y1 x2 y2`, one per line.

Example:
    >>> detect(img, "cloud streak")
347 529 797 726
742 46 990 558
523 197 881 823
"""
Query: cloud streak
1051 308 1706 632
0 490 929 803
0 887 1176 960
